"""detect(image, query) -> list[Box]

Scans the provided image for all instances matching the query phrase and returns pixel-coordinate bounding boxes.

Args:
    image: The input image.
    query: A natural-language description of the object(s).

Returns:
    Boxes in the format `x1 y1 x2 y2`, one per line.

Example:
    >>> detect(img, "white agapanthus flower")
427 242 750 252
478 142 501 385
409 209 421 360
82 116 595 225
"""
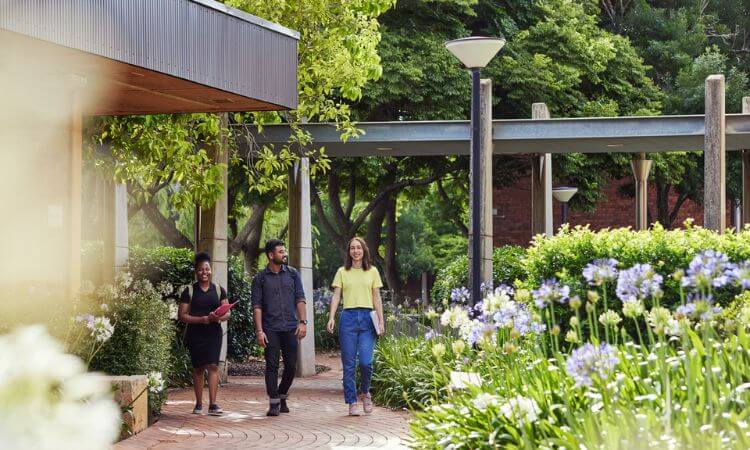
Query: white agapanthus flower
147 371 165 393
499 395 541 426
440 306 470 330
168 302 179 321
87 316 114 343
481 291 511 316
0 326 120 450
473 392 501 410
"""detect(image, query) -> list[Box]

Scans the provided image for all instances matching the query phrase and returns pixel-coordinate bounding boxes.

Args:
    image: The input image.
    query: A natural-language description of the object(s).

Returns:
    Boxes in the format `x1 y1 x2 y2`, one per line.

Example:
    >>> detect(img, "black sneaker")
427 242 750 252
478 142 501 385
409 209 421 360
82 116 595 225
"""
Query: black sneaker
280 398 290 413
192 404 203 414
208 404 223 416
267 402 281 417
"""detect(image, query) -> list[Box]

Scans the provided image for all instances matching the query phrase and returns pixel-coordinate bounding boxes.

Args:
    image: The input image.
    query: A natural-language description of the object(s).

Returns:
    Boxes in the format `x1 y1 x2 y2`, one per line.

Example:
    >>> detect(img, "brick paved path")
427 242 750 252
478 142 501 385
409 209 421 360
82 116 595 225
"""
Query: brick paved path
115 355 411 449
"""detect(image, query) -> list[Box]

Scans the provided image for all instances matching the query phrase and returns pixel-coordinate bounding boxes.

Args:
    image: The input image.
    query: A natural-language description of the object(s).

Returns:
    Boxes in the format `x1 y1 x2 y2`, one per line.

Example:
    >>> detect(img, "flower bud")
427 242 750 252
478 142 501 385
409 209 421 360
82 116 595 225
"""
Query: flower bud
551 325 561 335
565 330 579 343
587 290 600 304
569 316 579 328
570 296 582 310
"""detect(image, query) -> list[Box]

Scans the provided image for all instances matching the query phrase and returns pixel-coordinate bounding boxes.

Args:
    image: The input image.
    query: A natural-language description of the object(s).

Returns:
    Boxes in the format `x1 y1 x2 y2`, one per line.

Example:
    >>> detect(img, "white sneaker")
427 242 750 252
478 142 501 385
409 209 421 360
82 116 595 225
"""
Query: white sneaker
348 402 361 416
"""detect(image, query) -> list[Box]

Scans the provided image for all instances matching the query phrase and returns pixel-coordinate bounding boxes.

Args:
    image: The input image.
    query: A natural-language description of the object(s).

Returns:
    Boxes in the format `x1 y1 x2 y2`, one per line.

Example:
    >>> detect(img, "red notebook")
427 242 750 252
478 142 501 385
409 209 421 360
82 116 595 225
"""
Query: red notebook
213 301 239 316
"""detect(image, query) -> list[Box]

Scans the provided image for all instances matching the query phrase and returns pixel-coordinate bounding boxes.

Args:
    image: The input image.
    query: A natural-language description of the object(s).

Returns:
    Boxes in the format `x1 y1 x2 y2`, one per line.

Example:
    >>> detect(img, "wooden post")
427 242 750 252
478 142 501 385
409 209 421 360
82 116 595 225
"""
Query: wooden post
631 153 652 230
289 158 316 377
742 97 750 228
102 182 129 282
704 75 726 233
531 103 553 237
468 79 494 289
198 113 229 381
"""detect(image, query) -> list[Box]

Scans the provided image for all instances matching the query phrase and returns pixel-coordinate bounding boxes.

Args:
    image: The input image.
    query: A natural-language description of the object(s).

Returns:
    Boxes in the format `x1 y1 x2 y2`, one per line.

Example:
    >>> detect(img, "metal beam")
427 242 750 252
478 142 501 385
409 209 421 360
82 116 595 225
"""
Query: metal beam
248 114 750 157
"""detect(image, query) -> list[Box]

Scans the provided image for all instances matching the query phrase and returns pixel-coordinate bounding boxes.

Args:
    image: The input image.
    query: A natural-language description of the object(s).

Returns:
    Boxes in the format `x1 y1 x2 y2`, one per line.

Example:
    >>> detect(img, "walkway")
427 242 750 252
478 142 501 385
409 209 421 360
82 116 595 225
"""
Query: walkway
115 354 411 449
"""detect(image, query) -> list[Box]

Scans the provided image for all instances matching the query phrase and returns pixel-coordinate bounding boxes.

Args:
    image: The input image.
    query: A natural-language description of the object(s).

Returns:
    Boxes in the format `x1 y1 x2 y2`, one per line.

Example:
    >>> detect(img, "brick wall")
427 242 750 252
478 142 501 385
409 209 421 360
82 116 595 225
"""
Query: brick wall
492 174 735 247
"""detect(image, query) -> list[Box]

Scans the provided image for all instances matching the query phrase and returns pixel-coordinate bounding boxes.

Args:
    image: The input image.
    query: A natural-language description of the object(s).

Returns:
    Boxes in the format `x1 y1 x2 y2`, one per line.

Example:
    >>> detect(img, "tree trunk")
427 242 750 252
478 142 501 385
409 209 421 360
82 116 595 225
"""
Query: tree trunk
383 195 400 295
654 175 672 228
366 196 389 268
141 199 193 248
230 203 268 276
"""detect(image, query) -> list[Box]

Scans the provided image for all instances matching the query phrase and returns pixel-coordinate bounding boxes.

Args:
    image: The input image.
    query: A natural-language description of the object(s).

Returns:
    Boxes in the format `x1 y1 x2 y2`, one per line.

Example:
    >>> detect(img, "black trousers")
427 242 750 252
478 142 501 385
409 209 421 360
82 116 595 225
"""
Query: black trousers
264 329 298 400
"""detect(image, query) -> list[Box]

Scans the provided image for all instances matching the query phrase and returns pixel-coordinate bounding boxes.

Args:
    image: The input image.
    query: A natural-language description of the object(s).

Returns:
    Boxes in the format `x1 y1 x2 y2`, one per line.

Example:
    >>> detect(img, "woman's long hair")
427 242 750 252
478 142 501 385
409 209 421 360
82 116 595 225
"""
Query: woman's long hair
344 237 372 271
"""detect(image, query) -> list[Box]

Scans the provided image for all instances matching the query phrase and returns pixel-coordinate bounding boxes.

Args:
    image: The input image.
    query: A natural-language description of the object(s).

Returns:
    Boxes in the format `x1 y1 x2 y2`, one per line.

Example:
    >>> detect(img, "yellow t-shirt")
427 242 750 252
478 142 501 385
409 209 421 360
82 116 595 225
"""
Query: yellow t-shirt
331 266 383 309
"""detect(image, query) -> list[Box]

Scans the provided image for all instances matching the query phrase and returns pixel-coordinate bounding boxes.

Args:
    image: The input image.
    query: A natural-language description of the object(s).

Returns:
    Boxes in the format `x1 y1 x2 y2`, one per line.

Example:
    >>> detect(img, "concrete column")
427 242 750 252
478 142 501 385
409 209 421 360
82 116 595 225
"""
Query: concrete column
742 97 750 228
102 182 129 282
198 114 229 380
289 157 316 377
704 75 726 233
68 92 83 299
531 103 553 237
469 79 494 287
631 153 652 230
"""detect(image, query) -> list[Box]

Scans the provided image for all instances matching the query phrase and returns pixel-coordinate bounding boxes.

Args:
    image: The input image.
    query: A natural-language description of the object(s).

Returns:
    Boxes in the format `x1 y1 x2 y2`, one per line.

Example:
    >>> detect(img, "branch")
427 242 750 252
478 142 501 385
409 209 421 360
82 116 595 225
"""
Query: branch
344 163 356 219
669 192 690 225
349 169 447 234
437 179 468 235
141 200 192 248
327 166 350 232
230 203 267 254
311 186 342 241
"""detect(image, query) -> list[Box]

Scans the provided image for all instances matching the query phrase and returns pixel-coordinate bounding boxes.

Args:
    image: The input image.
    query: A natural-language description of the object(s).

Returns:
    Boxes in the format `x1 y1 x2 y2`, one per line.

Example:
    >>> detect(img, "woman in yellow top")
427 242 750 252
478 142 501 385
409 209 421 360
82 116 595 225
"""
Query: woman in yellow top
326 237 385 416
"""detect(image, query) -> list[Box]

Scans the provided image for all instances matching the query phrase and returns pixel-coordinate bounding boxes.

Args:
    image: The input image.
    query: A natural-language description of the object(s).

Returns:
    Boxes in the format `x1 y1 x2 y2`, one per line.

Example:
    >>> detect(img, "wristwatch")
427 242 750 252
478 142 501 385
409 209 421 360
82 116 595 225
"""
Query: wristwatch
298 319 308 325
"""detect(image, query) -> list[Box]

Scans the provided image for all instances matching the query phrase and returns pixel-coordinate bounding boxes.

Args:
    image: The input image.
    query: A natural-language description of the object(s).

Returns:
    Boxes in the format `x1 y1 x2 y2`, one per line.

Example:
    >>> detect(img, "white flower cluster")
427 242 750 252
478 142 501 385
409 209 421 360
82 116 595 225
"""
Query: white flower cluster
499 395 541 426
0 326 120 449
440 306 470 329
147 371 165 394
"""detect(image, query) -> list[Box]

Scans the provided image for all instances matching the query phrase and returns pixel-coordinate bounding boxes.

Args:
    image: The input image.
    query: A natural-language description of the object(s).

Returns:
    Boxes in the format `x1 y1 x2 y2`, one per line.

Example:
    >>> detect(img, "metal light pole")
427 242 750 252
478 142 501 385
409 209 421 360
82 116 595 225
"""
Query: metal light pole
445 36 505 306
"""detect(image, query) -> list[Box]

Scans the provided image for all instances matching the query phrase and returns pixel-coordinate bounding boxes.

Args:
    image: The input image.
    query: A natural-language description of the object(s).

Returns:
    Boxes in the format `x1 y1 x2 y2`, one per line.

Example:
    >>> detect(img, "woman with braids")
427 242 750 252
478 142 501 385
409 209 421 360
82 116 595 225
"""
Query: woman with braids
178 252 230 416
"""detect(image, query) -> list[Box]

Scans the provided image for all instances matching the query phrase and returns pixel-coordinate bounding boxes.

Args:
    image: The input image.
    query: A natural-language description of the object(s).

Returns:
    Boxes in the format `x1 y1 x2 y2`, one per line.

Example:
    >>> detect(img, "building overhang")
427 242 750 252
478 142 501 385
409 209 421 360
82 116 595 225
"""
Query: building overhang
0 0 298 115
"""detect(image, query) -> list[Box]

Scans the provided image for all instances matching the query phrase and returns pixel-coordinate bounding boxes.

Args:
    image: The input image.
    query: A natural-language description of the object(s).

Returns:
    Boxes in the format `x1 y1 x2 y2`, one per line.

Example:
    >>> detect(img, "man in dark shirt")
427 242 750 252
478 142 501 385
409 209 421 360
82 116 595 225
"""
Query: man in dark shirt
251 239 308 416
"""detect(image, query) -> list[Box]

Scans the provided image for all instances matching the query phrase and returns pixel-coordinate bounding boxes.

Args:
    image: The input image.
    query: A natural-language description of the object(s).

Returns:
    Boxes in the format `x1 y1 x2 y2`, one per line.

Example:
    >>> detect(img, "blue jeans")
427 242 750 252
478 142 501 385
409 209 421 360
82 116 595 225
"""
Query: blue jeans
339 308 377 404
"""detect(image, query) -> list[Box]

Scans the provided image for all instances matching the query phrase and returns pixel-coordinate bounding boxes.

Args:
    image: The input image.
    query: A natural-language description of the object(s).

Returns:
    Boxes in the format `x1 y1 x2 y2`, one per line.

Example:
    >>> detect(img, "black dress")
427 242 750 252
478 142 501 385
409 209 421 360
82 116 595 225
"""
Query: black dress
180 282 227 367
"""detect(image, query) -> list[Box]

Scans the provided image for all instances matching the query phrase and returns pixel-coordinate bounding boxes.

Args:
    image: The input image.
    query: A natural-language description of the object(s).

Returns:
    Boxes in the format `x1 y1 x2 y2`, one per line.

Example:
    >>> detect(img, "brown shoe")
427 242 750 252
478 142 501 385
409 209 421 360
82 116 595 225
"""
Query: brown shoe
348 402 361 416
359 393 373 414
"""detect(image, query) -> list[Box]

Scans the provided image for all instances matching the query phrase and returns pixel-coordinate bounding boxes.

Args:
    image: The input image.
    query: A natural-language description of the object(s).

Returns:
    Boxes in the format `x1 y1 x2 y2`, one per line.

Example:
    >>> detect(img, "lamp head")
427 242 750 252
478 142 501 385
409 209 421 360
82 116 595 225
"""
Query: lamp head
445 36 505 69
552 186 578 203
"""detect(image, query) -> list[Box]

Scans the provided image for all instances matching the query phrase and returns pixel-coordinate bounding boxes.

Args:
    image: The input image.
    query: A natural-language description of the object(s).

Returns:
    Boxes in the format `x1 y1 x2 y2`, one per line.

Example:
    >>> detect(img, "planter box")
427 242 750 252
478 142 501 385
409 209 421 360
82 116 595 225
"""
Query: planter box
106 375 149 439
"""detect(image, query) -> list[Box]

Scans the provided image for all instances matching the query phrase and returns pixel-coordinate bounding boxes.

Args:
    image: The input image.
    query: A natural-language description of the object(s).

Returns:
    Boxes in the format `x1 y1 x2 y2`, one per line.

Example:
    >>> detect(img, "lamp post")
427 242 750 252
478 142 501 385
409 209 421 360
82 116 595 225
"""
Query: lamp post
445 36 505 306
552 186 578 226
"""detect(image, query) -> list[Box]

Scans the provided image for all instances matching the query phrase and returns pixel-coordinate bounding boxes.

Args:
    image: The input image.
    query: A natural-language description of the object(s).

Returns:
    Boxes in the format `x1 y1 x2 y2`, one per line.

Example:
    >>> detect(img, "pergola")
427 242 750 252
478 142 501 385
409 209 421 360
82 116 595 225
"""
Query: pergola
1 0 313 375
253 78 750 292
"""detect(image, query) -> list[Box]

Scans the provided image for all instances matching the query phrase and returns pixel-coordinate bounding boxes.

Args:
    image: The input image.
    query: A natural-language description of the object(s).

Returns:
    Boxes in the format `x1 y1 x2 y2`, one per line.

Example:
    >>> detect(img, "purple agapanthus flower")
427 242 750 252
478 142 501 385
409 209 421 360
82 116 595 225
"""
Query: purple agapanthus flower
583 259 619 286
511 306 546 336
730 261 750 290
424 329 440 340
565 343 619 387
615 264 663 303
451 287 471 304
682 250 735 291
532 278 570 308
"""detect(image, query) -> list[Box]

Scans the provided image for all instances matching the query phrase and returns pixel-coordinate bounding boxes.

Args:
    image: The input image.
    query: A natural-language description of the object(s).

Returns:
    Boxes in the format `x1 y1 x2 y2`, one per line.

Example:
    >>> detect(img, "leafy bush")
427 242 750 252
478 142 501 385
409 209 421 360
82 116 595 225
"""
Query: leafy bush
80 275 173 416
227 256 258 359
372 336 451 408
431 245 526 306
380 228 750 448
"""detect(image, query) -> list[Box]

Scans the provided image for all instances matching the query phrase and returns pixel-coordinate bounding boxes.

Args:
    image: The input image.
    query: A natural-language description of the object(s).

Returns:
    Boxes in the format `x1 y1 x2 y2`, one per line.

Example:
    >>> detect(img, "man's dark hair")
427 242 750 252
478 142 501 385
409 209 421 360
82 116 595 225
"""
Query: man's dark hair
264 239 285 258
194 252 211 268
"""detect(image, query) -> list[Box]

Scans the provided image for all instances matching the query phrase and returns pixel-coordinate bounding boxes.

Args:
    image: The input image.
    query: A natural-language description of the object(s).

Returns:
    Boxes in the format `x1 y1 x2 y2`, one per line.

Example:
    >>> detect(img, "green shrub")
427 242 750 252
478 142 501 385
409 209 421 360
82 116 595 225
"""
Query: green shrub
522 224 750 313
431 245 526 306
227 256 258 359
372 336 451 408
127 246 194 290
84 276 173 416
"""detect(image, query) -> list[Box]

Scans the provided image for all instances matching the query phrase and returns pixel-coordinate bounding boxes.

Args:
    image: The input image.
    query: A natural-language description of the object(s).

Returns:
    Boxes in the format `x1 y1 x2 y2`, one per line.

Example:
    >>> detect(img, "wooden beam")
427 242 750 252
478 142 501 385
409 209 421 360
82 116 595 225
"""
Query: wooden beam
531 103 553 237
704 75 726 233
742 97 750 227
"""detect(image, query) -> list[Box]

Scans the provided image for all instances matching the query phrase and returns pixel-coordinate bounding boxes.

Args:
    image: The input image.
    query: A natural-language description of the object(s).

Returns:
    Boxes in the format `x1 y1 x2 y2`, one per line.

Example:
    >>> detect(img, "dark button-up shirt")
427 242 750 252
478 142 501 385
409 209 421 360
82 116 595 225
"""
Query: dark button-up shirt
251 264 306 332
